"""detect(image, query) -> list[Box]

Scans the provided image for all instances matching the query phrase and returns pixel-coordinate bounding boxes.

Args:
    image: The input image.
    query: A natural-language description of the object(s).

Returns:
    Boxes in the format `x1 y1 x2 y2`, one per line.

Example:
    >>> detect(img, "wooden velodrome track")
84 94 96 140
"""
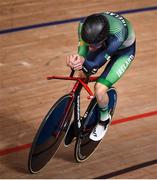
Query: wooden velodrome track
0 0 157 178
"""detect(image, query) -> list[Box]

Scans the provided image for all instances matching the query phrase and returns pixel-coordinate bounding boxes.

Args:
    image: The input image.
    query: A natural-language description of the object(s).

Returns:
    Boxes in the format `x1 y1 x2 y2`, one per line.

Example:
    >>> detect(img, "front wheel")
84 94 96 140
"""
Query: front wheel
74 87 117 162
28 94 74 173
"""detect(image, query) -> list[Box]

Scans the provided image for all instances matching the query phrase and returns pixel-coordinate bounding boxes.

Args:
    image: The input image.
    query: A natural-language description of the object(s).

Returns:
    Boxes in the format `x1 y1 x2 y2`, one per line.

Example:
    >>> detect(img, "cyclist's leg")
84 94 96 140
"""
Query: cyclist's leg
90 42 136 141
90 82 111 141
94 82 110 121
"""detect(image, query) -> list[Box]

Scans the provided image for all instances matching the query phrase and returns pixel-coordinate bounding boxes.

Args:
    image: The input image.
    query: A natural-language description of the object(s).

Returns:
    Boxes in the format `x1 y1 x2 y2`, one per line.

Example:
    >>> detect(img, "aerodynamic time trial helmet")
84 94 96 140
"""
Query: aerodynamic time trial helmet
81 14 109 45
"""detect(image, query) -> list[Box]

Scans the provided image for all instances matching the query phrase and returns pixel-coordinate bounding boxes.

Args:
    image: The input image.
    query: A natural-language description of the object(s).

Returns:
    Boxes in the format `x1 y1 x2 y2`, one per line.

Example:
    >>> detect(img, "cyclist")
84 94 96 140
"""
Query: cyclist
66 11 136 143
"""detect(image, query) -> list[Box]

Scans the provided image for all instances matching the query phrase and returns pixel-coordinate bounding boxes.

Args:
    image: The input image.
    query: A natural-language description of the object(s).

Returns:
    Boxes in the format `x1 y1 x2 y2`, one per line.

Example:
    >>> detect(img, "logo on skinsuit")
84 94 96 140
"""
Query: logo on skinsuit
116 55 134 77
105 11 127 27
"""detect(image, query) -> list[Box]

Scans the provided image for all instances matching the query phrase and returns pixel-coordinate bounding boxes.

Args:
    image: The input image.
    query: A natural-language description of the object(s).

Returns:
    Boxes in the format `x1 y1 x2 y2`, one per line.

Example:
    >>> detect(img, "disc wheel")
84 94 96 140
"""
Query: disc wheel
28 94 74 173
74 88 117 162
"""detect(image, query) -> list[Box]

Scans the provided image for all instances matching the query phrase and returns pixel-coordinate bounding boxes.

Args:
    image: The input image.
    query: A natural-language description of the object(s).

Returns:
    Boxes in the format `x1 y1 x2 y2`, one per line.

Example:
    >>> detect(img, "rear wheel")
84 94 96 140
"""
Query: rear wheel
74 87 117 162
28 94 74 173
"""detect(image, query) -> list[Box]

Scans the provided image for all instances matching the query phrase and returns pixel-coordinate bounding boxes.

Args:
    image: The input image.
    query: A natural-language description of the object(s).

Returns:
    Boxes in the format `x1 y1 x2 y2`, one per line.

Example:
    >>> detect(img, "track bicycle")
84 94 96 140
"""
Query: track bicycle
28 70 117 173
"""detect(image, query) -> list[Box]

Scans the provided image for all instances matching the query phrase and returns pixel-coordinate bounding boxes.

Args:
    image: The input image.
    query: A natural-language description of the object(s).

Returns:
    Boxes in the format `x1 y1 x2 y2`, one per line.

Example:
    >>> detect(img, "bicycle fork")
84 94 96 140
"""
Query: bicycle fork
74 94 81 130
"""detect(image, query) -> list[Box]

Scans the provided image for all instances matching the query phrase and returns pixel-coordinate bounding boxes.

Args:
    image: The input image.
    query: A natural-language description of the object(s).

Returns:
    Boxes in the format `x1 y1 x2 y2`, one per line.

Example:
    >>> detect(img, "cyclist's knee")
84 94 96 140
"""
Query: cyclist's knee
94 82 108 103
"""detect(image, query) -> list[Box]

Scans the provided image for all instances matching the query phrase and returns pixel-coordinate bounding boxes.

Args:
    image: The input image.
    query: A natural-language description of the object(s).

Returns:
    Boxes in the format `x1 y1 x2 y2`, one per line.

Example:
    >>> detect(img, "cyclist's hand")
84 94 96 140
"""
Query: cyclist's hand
73 55 85 71
66 55 76 67
66 54 84 70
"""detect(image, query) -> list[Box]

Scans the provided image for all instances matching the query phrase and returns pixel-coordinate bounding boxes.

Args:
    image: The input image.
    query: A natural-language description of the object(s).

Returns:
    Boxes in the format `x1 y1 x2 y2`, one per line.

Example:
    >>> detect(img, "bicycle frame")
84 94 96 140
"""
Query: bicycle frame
47 73 98 132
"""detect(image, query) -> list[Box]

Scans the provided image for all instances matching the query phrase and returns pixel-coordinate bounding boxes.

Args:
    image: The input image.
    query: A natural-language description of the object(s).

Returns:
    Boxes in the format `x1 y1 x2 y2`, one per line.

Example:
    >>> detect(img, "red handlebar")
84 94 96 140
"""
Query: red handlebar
47 75 98 99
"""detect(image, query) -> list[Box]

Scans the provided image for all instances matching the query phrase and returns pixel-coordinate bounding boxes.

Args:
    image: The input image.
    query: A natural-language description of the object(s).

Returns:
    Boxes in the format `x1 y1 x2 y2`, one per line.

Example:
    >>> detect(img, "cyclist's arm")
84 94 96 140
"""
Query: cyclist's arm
82 50 109 74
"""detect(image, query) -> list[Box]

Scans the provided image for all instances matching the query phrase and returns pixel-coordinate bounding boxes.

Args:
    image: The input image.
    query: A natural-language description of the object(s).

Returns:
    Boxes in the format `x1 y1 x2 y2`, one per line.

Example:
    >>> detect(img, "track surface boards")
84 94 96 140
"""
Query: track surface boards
0 0 157 178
